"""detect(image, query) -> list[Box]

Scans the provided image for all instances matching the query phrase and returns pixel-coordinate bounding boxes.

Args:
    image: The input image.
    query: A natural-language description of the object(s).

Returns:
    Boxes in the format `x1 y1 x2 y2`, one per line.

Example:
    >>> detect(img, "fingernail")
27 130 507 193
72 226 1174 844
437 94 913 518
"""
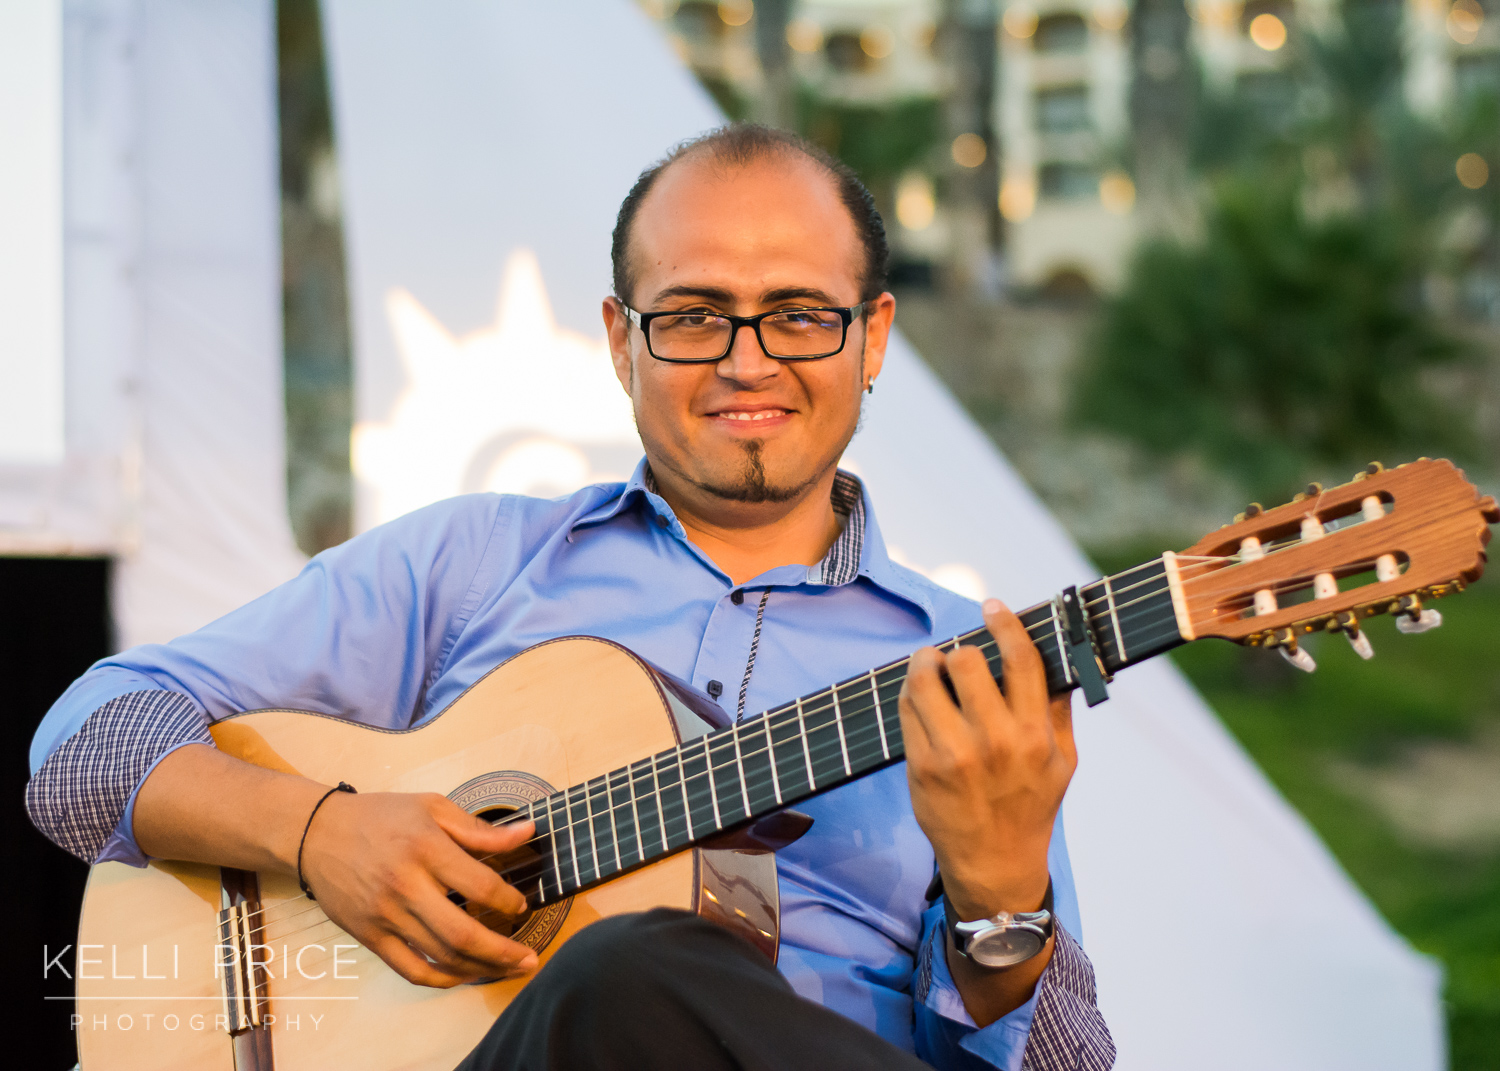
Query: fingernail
983 598 1002 615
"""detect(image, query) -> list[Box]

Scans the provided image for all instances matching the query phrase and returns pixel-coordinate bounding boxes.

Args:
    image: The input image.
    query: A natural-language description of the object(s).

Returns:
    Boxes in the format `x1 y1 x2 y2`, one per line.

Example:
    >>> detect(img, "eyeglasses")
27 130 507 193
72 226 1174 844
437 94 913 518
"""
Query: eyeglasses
622 303 866 363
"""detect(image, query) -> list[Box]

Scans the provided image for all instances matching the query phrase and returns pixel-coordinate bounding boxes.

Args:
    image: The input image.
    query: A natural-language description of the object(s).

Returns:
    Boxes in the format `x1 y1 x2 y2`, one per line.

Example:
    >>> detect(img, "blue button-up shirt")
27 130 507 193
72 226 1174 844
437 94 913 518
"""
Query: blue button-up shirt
34 460 1082 1069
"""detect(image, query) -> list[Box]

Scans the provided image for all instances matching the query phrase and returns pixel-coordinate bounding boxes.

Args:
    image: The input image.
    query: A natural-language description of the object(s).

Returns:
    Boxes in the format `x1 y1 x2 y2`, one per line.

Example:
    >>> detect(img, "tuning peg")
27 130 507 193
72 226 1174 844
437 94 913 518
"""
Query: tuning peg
1234 502 1264 524
1268 628 1317 672
1393 594 1443 634
1397 609 1443 634
1353 461 1385 482
1279 645 1318 672
1330 611 1375 659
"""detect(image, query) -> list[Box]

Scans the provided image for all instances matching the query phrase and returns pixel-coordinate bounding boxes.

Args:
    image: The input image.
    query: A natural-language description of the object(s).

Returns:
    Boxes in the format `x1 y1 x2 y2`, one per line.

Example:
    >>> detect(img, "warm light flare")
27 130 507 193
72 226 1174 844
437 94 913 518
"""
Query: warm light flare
1449 0 1483 42
951 133 988 169
718 0 753 28
786 18 823 52
1003 6 1038 38
1099 170 1136 214
1457 152 1489 189
1248 12 1287 50
1000 177 1037 221
860 24 894 58
895 173 936 230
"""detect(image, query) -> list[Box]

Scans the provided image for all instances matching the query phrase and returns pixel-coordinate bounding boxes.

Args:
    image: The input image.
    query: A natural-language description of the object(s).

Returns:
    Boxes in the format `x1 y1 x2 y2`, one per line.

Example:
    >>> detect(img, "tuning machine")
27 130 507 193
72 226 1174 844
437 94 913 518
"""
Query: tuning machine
1264 627 1317 673
1393 594 1443 634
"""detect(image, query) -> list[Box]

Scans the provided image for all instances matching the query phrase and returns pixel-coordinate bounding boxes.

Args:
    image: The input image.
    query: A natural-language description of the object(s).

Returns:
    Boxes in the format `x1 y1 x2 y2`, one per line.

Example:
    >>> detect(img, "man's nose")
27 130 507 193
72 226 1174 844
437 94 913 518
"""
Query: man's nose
716 322 781 385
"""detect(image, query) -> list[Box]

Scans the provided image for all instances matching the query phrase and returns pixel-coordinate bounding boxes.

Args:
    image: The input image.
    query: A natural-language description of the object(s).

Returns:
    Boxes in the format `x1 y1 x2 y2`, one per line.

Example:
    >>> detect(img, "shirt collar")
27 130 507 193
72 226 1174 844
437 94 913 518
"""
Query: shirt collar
571 456 934 624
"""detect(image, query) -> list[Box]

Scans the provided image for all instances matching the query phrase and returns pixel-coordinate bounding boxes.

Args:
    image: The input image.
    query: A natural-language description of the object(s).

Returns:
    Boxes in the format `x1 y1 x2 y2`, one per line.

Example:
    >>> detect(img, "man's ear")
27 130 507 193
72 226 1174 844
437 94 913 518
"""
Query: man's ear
602 297 635 396
859 291 896 386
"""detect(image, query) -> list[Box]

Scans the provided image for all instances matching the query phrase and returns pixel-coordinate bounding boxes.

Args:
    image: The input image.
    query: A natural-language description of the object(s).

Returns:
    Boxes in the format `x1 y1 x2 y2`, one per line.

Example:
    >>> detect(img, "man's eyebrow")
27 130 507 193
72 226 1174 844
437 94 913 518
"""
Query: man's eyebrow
760 286 843 306
647 284 846 308
649 285 737 306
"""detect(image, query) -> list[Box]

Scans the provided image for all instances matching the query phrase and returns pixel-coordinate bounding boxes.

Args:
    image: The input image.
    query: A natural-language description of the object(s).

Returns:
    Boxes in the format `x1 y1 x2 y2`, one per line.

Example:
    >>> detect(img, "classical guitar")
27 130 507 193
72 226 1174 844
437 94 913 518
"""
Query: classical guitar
72 458 1497 1070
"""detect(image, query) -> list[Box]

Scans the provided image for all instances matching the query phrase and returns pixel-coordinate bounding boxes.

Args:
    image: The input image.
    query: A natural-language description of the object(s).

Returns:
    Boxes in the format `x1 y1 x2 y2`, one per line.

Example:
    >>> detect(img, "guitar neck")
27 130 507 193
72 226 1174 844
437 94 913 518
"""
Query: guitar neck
512 556 1185 907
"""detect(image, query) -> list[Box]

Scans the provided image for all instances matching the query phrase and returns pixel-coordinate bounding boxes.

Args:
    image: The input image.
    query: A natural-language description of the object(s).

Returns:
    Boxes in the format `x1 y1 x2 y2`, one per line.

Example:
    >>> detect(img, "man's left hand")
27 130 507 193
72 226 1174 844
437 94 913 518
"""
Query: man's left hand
900 597 1076 924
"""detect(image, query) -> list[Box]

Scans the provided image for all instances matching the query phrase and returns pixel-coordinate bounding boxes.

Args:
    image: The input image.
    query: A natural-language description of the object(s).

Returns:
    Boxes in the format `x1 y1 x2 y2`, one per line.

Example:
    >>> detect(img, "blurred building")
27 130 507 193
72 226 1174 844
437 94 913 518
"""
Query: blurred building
643 0 1500 295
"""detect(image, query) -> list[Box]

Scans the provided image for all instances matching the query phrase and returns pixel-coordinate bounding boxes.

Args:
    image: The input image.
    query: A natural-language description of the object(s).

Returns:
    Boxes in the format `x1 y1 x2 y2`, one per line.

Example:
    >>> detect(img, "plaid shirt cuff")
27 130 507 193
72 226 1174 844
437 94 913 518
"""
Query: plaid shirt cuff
25 690 212 863
915 904 1115 1071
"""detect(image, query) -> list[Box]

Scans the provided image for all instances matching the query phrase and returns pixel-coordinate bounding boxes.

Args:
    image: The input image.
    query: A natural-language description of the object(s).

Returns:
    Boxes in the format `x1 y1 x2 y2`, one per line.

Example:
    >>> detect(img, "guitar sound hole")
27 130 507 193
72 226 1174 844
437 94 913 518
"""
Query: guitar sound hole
461 805 542 938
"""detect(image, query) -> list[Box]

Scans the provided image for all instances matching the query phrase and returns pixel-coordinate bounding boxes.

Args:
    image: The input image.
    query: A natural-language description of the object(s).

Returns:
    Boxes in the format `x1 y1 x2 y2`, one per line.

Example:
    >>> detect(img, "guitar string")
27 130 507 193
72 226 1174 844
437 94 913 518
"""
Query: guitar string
248 579 1196 941
251 621 1066 948
255 692 913 960
253 697 910 973
253 564 1233 941
245 593 1160 941
255 545 1437 984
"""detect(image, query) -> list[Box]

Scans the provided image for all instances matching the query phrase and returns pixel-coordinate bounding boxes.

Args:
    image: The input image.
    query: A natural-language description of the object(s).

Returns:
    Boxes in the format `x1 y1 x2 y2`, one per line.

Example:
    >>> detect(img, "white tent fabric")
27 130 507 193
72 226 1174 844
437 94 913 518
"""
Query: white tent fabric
323 2 1444 1067
0 0 303 647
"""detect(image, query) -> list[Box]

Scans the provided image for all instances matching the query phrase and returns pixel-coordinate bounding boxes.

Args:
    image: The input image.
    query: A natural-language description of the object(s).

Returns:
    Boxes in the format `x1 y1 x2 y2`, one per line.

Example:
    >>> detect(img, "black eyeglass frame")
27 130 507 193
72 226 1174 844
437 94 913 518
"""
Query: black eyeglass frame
621 302 867 363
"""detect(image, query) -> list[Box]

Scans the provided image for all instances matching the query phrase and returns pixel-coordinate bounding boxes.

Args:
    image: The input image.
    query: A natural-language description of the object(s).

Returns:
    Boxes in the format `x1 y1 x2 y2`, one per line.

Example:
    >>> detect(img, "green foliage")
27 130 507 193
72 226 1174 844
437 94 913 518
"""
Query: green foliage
1079 179 1468 502
796 91 943 187
1170 590 1500 1069
1080 0 1483 503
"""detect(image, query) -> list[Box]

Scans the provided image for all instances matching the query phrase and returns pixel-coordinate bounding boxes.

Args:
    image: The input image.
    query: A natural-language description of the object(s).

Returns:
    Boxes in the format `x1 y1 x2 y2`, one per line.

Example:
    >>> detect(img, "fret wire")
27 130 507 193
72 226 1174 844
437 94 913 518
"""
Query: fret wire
869 669 891 760
1081 568 1170 609
1047 603 1073 683
650 751 669 853
604 768 623 873
702 735 722 829
563 785 582 890
677 748 695 840
831 683 852 777
583 777 602 881
1103 574 1127 662
731 718 753 817
795 696 816 790
628 758 646 864
763 710 783 805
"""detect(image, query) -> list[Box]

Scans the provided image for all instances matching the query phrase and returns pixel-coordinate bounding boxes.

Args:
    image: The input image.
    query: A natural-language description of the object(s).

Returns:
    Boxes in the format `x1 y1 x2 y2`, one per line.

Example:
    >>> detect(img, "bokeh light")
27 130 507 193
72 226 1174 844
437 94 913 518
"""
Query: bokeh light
717 0 752 29
951 132 987 168
1000 177 1037 221
895 172 936 230
1457 152 1489 189
1249 13 1287 50
786 19 822 53
1448 0 1483 43
860 24 894 58
1099 170 1136 214
1003 7 1039 38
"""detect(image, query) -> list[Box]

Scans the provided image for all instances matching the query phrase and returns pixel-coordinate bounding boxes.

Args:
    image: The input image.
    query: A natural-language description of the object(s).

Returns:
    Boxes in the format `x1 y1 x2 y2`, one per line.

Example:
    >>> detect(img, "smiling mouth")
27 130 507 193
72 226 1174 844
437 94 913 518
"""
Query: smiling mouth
715 409 790 422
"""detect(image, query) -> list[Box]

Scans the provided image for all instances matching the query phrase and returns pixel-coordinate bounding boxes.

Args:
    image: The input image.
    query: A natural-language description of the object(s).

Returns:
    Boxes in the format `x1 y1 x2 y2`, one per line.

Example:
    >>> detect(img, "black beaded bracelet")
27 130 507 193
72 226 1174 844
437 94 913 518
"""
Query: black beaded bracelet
297 781 356 900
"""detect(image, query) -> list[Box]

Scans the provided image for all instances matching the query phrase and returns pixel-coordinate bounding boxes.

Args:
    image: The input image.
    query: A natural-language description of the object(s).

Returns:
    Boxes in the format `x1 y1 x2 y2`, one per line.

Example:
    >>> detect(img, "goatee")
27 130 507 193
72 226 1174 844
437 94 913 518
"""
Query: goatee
693 441 810 504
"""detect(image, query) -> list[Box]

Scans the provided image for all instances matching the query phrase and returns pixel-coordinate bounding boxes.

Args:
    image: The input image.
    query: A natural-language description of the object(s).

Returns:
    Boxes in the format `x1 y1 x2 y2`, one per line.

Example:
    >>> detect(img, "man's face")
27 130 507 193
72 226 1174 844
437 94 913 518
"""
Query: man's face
604 154 893 507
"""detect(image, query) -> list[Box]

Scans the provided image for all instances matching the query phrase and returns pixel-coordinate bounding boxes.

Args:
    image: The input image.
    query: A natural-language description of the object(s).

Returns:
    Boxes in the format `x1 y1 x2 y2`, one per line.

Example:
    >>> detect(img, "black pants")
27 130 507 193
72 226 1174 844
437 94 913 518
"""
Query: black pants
456 908 933 1071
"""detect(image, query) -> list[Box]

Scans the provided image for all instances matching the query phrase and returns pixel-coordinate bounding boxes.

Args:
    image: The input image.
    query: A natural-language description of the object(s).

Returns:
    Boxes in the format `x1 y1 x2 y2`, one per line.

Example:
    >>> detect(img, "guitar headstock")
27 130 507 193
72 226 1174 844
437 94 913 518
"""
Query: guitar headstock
1165 459 1499 658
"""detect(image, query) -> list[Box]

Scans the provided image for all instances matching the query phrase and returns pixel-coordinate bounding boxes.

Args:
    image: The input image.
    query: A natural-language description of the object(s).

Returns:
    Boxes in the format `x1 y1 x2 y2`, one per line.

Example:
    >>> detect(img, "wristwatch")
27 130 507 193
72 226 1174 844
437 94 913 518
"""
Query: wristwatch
942 878 1055 969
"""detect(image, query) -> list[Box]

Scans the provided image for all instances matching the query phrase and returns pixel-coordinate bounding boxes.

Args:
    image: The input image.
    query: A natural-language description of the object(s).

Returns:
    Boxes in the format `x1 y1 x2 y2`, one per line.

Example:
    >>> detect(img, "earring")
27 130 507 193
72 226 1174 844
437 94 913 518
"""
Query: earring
866 379 875 394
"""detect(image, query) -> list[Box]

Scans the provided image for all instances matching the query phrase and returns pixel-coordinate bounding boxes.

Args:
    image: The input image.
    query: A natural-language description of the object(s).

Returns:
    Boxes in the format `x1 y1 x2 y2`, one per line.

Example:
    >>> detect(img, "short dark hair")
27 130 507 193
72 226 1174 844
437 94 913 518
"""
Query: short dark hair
611 123 889 307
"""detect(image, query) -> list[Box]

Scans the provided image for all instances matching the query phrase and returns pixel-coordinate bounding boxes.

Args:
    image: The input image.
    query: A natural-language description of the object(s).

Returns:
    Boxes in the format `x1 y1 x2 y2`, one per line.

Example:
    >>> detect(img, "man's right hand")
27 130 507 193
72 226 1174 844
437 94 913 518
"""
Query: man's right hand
133 744 540 989
300 791 539 987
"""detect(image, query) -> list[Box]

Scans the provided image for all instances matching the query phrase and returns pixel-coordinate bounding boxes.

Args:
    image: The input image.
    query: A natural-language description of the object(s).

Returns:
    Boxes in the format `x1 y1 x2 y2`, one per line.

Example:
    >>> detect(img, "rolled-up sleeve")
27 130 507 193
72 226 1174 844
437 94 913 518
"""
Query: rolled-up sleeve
25 494 506 866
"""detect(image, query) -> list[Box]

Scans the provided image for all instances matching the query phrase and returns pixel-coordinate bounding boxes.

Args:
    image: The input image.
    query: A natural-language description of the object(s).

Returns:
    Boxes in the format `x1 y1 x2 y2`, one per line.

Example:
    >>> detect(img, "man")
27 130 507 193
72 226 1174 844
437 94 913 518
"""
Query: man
29 124 1114 1070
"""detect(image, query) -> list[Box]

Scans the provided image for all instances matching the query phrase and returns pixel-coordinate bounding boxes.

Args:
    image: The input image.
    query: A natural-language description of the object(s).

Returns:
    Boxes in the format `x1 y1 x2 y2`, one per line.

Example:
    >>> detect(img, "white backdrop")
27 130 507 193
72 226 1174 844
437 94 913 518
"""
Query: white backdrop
324 2 1444 1068
0 0 304 647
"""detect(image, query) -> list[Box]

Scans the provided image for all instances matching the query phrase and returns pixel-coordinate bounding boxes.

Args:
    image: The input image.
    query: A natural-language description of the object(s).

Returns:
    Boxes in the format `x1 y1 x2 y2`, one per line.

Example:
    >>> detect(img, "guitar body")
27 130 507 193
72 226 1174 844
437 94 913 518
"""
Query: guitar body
75 637 781 1071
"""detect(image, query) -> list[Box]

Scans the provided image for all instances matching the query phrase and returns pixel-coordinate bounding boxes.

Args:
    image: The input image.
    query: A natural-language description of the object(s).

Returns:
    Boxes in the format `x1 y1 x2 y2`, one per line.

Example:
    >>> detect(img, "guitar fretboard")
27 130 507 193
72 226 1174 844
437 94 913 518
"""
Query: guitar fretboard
505 556 1183 906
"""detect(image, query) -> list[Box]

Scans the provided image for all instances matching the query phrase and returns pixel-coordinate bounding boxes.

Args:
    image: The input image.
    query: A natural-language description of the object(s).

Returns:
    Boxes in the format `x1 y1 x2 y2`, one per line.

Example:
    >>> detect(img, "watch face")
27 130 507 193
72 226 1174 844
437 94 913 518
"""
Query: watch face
969 927 1045 968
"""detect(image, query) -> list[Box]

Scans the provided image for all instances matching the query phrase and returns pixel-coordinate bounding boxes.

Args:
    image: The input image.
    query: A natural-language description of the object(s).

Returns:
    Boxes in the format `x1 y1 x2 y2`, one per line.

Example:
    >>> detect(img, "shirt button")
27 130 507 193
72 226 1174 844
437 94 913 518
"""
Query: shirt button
706 680 723 699
731 589 744 605
656 515 670 529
